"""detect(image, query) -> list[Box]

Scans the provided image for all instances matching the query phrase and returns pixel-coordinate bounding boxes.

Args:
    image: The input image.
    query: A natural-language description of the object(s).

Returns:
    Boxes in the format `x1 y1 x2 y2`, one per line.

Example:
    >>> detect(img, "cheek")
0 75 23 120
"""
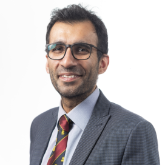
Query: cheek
81 61 98 76
89 56 99 70
48 60 59 71
79 62 91 74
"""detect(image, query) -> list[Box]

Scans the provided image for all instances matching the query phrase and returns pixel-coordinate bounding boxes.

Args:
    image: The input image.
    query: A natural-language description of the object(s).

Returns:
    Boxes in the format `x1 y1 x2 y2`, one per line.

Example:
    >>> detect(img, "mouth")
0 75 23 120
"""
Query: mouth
58 73 82 82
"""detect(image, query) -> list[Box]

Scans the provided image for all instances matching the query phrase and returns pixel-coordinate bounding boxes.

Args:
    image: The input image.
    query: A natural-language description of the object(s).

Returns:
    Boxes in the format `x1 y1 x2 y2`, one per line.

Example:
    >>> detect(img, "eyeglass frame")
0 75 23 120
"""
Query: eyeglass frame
45 42 104 60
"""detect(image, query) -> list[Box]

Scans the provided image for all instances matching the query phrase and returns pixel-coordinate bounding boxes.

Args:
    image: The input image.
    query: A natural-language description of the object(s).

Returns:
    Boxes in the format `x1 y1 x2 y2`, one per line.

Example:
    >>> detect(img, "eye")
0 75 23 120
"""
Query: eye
73 44 90 54
78 47 88 52
51 44 65 52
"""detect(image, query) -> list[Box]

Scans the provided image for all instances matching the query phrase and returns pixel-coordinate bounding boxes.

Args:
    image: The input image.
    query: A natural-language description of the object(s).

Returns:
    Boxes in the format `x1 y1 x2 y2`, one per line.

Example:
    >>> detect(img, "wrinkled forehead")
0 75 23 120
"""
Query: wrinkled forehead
49 21 98 46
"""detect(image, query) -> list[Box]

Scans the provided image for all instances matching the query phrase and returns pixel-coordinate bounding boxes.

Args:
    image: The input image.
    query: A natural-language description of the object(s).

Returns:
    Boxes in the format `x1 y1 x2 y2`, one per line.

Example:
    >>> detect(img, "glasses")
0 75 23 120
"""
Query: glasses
46 42 103 60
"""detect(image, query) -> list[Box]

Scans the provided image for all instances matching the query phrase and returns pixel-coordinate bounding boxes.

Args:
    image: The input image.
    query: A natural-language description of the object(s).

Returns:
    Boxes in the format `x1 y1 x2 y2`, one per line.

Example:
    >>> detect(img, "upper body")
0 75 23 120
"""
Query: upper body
30 4 160 165
30 89 160 165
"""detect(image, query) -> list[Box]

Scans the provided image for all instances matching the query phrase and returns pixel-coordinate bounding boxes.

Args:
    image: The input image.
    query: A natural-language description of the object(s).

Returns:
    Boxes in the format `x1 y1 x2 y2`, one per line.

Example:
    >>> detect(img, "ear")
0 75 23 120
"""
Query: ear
45 55 49 74
98 54 109 74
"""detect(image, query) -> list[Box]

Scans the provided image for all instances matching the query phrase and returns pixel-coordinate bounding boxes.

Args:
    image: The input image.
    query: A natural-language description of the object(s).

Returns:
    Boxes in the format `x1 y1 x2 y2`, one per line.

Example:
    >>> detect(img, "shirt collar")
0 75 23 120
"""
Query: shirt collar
58 87 100 131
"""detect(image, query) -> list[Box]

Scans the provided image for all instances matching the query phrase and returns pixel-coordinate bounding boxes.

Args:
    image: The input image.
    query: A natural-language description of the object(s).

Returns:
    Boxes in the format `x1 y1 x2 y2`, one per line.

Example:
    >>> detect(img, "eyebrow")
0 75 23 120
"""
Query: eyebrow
50 40 91 45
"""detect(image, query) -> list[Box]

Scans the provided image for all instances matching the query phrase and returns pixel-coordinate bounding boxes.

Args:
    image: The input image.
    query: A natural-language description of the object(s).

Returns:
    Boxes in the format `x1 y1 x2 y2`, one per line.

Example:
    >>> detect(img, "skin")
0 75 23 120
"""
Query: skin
46 21 109 113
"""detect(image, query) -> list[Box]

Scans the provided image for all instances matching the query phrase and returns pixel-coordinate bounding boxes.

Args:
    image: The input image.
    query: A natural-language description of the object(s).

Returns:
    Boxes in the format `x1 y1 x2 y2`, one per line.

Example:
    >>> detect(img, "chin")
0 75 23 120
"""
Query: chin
55 85 86 98
57 90 81 98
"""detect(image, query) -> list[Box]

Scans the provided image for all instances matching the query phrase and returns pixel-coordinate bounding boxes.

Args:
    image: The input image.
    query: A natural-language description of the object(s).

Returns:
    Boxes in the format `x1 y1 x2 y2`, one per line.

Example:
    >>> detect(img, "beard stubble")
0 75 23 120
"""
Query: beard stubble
49 64 99 99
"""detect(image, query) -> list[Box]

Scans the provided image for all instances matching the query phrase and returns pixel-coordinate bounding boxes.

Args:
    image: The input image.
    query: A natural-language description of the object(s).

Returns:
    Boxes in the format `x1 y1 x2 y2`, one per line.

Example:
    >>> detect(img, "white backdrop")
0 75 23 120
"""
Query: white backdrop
0 0 164 164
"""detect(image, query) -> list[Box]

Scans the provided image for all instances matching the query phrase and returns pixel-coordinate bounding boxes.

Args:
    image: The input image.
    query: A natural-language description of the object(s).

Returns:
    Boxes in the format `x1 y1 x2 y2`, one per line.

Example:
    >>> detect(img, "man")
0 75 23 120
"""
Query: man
30 4 160 165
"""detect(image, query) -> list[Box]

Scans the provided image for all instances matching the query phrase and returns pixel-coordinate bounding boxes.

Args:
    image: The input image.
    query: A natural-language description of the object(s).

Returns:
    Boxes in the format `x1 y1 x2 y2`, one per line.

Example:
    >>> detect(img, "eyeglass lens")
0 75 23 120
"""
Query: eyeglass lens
48 43 91 60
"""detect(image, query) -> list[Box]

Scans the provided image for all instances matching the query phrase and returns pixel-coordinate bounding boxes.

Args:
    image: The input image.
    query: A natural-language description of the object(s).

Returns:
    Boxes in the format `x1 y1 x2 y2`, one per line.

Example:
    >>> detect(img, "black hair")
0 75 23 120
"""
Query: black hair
46 4 108 61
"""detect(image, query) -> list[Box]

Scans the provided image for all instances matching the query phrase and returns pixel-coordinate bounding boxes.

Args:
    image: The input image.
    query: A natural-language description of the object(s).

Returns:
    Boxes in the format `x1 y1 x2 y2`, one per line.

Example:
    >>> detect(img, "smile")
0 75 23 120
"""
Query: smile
59 73 82 82
61 75 78 78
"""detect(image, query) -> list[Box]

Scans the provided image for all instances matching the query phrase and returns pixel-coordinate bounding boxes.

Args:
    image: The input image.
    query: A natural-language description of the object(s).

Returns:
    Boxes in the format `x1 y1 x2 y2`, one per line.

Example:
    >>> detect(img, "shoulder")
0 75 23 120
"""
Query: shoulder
98 91 158 144
108 102 157 136
105 101 158 144
34 107 58 119
98 90 153 129
32 107 58 123
30 107 58 136
110 102 145 123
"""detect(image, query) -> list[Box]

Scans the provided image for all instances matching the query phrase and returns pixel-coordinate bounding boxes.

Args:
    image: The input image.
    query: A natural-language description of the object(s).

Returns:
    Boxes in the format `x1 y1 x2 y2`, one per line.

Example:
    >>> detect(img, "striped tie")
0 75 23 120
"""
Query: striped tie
47 115 72 165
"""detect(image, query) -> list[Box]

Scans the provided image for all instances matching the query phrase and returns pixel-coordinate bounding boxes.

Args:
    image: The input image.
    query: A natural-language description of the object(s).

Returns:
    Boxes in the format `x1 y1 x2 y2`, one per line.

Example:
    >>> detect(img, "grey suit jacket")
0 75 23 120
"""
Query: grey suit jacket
30 91 160 165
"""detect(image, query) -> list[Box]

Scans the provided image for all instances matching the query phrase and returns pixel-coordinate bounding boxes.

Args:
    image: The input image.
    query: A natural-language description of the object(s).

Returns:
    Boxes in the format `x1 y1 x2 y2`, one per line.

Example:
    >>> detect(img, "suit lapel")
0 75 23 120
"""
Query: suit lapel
31 108 58 165
69 91 111 165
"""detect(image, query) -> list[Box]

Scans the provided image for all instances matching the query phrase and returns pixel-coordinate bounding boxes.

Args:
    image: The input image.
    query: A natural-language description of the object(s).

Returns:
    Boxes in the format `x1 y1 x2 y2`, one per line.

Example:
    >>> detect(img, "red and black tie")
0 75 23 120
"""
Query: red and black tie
47 115 72 165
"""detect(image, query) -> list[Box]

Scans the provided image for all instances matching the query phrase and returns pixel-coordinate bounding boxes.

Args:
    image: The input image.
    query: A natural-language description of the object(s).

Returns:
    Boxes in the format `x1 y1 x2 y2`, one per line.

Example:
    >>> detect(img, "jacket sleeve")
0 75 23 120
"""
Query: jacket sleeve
121 120 160 165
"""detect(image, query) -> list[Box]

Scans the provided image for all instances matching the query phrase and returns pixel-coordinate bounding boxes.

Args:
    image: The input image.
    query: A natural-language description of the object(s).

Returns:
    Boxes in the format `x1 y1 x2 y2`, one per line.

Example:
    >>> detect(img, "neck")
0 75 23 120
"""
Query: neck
61 85 96 113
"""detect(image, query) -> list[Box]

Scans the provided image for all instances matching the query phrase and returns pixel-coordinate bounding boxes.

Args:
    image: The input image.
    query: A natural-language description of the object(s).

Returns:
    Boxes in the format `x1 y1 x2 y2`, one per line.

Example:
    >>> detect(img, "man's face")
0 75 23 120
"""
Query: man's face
46 21 105 98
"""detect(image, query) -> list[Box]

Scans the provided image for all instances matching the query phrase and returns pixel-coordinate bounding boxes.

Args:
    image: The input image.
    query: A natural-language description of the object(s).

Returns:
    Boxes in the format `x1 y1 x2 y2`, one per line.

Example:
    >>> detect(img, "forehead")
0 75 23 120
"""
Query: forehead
49 21 98 46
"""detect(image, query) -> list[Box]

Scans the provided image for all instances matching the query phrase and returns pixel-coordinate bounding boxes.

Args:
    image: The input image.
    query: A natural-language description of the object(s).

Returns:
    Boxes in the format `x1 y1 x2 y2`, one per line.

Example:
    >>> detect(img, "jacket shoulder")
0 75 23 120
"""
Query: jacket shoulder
109 102 151 130
32 107 58 124
30 107 58 141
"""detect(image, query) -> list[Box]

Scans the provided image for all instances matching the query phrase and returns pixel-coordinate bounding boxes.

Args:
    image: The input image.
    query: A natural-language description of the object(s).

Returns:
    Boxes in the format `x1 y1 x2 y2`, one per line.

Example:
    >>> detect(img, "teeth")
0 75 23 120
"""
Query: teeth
62 75 77 78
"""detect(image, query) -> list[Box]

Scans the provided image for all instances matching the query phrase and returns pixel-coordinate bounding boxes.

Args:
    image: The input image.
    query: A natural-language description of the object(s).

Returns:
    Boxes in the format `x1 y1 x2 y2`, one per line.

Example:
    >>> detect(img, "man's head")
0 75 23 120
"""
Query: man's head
46 4 108 61
45 4 109 103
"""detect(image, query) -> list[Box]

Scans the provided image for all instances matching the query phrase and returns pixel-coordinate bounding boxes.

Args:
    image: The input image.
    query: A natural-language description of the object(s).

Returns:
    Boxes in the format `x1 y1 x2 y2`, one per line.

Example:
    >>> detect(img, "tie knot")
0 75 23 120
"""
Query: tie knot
58 114 72 133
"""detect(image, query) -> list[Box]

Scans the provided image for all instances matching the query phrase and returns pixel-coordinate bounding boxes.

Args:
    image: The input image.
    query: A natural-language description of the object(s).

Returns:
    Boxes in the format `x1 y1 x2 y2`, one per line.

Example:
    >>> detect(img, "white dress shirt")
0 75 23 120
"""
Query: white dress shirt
41 87 100 165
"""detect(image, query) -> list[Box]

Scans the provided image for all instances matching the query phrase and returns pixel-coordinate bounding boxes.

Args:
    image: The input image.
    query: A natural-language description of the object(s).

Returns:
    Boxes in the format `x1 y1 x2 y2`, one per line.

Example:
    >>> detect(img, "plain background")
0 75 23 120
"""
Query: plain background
0 0 164 164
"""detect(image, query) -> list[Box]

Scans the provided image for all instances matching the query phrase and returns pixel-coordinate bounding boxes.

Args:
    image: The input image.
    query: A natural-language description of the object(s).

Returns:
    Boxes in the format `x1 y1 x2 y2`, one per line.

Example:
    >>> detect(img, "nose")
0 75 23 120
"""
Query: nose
59 47 77 68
